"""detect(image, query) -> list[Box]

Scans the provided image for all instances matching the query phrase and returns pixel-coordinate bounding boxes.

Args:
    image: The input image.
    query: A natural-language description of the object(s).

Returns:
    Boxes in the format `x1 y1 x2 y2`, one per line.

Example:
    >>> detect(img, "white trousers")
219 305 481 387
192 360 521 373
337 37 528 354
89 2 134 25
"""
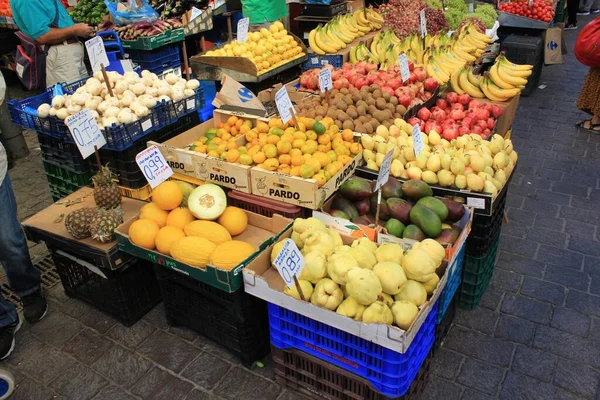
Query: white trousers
46 42 88 87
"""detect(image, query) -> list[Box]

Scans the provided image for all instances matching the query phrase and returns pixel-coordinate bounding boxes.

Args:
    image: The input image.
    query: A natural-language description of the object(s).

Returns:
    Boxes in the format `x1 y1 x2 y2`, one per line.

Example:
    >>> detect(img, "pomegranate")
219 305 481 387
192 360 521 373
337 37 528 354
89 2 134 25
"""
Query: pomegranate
409 72 418 83
398 94 412 107
475 108 490 120
471 125 483 134
408 60 415 71
424 120 435 133
365 63 378 72
475 120 488 130
381 86 395 97
366 71 379 84
342 63 353 71
491 105 503 118
333 77 349 90
459 126 470 136
487 118 496 130
450 109 465 120
307 76 319 90
446 92 459 104
417 107 431 121
468 100 481 109
451 103 464 111
442 126 458 140
424 78 439 92
432 109 446 122
414 67 427 82
407 117 420 126
436 99 448 110
462 117 474 129
458 94 471 105
388 78 402 90
332 70 342 81
483 128 492 137
354 77 368 90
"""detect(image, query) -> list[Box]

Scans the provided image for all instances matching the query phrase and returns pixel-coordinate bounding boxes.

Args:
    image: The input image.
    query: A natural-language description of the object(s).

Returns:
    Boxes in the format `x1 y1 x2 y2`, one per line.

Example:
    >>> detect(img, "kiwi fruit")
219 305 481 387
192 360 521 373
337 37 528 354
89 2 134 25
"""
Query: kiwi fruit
368 105 378 115
306 109 316 119
375 98 386 110
336 110 349 122
396 105 407 115
335 100 348 111
383 109 392 120
342 120 355 131
347 108 358 119
330 89 339 96
342 95 353 106
356 100 368 109
356 105 366 116
354 122 363 132
327 108 338 119
366 98 376 107
351 93 361 103
389 96 398 106
373 110 386 123
358 115 368 123
315 106 326 117
382 120 391 129
340 88 349 95
334 120 343 129
385 103 395 113
382 92 391 102
393 112 402 119
370 84 380 91
364 121 374 134
372 89 382 99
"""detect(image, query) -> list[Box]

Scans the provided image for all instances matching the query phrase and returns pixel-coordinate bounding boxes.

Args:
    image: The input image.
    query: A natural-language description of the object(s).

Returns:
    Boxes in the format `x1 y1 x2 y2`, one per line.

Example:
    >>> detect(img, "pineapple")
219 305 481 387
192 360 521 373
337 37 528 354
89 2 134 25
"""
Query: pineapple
92 166 121 209
89 208 124 243
64 208 98 239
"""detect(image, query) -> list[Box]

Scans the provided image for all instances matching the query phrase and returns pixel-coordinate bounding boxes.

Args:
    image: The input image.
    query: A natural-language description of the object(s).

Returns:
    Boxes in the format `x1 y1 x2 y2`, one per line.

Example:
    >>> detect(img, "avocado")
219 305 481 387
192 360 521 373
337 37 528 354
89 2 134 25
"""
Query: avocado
339 177 373 201
332 195 359 221
409 204 442 238
385 218 405 238
417 197 449 221
402 224 426 241
381 178 403 199
437 197 466 223
386 198 412 224
401 179 433 201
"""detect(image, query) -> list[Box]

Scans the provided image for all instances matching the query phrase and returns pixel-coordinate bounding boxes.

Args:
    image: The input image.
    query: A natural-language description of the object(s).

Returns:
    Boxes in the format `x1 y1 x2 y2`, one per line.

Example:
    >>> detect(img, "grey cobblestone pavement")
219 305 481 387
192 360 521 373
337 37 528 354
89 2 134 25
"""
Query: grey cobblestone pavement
3 19 600 400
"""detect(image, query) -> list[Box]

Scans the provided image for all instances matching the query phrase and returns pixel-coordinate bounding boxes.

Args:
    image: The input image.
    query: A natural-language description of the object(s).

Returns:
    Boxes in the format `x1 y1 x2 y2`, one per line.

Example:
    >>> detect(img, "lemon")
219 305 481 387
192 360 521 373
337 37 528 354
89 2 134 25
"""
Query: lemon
260 28 270 38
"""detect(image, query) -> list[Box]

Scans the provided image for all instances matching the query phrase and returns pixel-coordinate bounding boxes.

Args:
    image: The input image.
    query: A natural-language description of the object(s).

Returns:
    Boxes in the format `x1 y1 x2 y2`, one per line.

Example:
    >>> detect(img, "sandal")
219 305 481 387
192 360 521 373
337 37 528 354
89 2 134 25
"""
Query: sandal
576 119 600 132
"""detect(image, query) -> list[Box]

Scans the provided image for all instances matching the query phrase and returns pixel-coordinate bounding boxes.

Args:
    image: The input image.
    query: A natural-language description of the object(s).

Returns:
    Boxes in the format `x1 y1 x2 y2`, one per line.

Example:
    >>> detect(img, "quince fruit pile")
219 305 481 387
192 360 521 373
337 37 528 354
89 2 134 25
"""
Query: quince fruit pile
202 21 305 74
272 217 446 331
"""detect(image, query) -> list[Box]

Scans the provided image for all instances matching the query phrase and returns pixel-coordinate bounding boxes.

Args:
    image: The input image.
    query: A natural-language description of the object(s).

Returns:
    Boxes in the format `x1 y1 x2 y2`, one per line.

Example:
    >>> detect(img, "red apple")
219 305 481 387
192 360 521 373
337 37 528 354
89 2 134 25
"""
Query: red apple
436 99 448 110
414 67 427 82
458 94 471 105
424 78 439 92
417 107 431 121
446 92 459 104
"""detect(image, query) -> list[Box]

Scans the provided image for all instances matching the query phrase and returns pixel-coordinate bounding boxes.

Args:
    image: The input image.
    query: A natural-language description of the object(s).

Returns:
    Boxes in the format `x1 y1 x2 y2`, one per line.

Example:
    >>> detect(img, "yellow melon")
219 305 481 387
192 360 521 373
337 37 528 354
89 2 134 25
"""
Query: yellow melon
155 226 186 255
152 181 183 211
184 220 231 245
170 236 216 267
140 202 169 228
129 219 160 249
166 207 195 230
217 207 248 236
210 241 256 270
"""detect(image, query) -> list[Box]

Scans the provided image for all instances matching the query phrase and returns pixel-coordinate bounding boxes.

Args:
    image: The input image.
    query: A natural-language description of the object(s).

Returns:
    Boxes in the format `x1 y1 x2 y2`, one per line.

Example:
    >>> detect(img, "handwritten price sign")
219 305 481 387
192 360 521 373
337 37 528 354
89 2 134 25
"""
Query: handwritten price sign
420 9 427 39
375 150 394 191
272 239 305 288
319 68 333 93
275 86 296 124
85 36 109 72
66 109 106 159
237 17 250 43
412 124 425 156
398 53 410 83
135 145 174 188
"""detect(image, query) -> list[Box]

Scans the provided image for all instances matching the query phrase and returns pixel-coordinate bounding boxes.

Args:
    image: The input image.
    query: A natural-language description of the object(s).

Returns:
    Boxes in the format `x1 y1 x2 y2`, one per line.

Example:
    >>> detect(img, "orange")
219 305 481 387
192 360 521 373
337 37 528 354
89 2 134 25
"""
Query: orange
245 131 257 142
226 149 240 163
313 172 326 187
230 127 238 136
342 129 354 142
278 154 292 165
292 139 305 149
291 154 304 166
277 140 292 154
266 135 280 145
305 158 322 173
264 158 279 171
217 206 248 236
227 115 239 126
129 219 160 250
318 133 331 145
293 131 307 141
277 164 291 175
338 155 353 165
253 151 266 164
235 119 244 129
290 166 300 176
256 121 269 133
289 148 302 158
240 124 251 135
226 141 238 150
350 143 362 155
312 152 330 168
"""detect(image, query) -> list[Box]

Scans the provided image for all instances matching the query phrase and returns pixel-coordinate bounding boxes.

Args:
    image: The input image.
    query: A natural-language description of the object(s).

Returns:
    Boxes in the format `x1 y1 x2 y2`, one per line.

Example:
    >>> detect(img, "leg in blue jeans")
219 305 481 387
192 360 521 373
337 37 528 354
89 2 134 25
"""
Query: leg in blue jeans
0 176 40 328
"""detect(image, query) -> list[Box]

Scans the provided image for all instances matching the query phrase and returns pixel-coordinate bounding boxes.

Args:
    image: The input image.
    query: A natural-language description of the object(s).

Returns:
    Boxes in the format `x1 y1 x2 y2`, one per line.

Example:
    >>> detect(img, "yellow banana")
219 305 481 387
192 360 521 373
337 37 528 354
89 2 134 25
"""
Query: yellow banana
467 67 482 88
366 9 384 24
485 77 521 100
354 10 370 27
496 62 528 86
498 53 533 70
468 26 493 43
453 47 476 62
341 16 358 35
323 25 345 49
430 59 450 82
464 33 488 50
488 62 516 89
459 68 485 98
308 29 325 55
450 68 465 94
334 22 354 44
314 27 338 54
480 77 506 102
498 59 532 78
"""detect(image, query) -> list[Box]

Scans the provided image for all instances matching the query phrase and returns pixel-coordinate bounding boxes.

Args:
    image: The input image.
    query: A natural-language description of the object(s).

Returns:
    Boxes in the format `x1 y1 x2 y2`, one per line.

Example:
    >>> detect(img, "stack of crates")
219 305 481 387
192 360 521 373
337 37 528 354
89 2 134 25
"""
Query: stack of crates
126 43 182 78
500 35 544 97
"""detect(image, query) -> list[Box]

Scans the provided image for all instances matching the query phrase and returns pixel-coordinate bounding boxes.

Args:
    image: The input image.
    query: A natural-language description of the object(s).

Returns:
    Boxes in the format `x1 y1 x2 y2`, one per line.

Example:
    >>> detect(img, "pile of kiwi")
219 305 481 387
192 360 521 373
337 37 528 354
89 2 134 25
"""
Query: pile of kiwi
295 84 407 134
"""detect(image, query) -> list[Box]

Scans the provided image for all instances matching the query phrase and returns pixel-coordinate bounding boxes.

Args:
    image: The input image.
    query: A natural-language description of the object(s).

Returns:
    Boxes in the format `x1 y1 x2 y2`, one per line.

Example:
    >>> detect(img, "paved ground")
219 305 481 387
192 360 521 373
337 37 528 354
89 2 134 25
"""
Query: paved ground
3 17 600 400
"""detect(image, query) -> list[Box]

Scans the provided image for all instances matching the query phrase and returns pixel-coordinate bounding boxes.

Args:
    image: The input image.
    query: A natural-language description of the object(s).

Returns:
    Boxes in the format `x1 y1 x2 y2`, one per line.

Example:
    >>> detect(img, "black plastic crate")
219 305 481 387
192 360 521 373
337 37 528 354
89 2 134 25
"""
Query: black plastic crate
500 34 543 65
433 295 457 356
520 60 542 97
49 246 161 326
272 346 431 400
465 187 508 256
89 112 200 189
38 133 91 173
153 265 270 367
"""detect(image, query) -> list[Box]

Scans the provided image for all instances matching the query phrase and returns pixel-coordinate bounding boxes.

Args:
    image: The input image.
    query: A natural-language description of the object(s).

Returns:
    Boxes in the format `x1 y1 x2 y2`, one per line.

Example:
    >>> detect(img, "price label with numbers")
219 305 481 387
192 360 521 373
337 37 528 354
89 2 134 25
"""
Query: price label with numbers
412 124 425 156
237 17 250 43
272 239 305 288
275 86 295 124
319 67 333 93
135 145 174 188
420 9 427 38
85 36 110 72
375 150 394 191
398 53 410 83
66 109 106 159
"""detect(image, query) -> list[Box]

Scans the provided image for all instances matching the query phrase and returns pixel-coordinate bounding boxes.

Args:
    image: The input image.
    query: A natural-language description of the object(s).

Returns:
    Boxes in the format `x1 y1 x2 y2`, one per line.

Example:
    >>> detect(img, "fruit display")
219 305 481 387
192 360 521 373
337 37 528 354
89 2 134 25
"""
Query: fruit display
444 0 498 30
97 19 183 40
307 10 383 55
405 93 504 139
361 120 518 198
296 69 438 134
70 0 108 26
128 181 257 270
498 0 555 22
201 22 305 75
328 176 466 243
189 116 360 184
36 70 201 129
271 217 446 330
376 0 437 40
92 166 123 209
0 0 12 18
149 0 208 19
188 116 255 147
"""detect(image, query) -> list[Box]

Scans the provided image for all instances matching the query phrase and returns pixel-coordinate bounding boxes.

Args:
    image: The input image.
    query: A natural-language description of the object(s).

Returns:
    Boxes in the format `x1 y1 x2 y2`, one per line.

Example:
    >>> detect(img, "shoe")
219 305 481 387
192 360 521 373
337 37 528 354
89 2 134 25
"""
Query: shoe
565 23 578 30
578 11 590 15
21 290 47 324
591 8 600 13
0 316 21 360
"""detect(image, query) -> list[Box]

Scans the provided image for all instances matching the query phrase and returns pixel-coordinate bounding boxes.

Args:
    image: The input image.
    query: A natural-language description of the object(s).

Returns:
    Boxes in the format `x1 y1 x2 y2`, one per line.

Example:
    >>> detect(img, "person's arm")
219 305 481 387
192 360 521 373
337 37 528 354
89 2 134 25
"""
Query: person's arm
36 23 92 45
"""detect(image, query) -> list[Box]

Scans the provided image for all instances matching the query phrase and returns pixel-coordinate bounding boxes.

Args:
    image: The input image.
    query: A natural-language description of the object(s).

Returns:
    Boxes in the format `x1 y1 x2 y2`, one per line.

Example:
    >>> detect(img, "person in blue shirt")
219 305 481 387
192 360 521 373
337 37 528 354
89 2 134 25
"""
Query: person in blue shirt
11 0 92 86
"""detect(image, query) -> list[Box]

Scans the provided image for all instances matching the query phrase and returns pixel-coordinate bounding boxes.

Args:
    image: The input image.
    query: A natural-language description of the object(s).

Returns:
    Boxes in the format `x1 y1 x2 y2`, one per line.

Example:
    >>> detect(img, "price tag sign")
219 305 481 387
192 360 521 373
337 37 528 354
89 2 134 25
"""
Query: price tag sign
135 145 174 188
66 109 106 159
398 53 410 83
190 6 203 20
272 239 305 288
85 36 110 73
375 150 394 191
275 86 295 124
467 197 486 209
237 17 250 43
412 124 425 156
319 68 333 93
419 9 427 39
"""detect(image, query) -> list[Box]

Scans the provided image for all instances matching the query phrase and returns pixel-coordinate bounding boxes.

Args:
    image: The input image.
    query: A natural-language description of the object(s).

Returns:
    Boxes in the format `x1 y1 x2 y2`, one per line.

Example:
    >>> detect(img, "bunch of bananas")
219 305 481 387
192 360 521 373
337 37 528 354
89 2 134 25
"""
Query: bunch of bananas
450 65 486 98
368 30 402 68
308 9 383 55
349 43 370 63
482 54 532 101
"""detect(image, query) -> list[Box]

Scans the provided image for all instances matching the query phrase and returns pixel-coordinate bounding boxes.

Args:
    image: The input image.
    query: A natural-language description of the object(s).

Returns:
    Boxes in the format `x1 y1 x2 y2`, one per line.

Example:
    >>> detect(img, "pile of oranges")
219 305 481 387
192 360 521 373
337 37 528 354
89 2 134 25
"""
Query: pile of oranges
190 115 362 186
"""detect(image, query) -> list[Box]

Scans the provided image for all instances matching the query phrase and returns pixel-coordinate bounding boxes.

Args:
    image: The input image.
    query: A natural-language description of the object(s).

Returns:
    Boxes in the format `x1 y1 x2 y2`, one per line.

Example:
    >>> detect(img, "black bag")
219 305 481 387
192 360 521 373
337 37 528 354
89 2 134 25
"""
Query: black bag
14 0 60 90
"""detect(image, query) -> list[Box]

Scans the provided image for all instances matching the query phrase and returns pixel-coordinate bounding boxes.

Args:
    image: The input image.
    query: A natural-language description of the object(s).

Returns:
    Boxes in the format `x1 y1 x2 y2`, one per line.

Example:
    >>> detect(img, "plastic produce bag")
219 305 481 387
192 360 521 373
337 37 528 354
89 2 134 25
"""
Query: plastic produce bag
105 0 159 26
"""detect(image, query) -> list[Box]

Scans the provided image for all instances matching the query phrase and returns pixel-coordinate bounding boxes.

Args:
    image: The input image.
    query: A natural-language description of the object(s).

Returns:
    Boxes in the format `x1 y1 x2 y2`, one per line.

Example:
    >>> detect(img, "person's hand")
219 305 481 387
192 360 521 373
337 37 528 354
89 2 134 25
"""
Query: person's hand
73 23 92 38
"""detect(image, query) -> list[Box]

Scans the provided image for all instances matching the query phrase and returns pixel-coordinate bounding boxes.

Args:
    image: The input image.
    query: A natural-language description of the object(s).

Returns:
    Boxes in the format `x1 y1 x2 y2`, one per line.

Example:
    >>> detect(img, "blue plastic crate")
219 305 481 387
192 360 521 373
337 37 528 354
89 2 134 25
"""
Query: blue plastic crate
8 77 204 152
436 244 465 325
268 301 437 398
127 45 181 76
301 54 343 71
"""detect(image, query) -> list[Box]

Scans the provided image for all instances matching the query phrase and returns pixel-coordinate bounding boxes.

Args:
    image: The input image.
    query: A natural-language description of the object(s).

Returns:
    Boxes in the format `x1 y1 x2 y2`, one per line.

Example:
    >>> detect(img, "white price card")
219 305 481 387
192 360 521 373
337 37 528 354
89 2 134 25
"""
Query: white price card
398 53 410 83
420 9 427 39
135 145 174 188
275 86 295 124
190 6 203 20
412 124 425 156
319 67 333 93
375 150 394 191
237 17 250 43
66 109 106 159
85 36 110 73
467 197 486 210
272 239 305 289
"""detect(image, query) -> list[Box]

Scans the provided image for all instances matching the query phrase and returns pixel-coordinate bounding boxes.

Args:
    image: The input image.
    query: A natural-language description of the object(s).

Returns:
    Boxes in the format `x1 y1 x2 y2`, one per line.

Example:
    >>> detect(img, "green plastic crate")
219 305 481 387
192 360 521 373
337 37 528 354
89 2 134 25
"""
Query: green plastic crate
457 232 501 310
43 161 92 187
121 29 185 50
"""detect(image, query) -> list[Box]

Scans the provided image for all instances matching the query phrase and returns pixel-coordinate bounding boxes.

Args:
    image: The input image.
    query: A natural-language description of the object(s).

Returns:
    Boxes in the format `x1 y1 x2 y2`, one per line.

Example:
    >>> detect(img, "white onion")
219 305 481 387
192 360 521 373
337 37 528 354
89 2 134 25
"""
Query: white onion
157 85 171 97
141 77 154 87
183 88 195 97
185 79 200 90
139 95 157 109
97 101 110 114
49 107 57 117
145 87 158 97
141 70 151 78
85 97 100 111
71 93 88 106
37 103 51 118
56 108 68 120
86 77 101 86
66 104 81 115
103 116 119 128
114 80 129 95
134 105 149 117
93 70 104 82
131 82 146 96
52 95 65 109
117 108 134 124
104 106 120 118
164 73 178 85
86 82 102 96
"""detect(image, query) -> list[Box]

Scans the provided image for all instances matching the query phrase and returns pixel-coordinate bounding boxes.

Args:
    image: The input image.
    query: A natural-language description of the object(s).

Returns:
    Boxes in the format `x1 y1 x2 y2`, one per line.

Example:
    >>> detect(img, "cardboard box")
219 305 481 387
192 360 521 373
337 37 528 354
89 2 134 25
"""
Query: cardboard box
116 209 292 292
257 79 311 108
250 153 363 210
479 94 520 137
243 227 448 353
